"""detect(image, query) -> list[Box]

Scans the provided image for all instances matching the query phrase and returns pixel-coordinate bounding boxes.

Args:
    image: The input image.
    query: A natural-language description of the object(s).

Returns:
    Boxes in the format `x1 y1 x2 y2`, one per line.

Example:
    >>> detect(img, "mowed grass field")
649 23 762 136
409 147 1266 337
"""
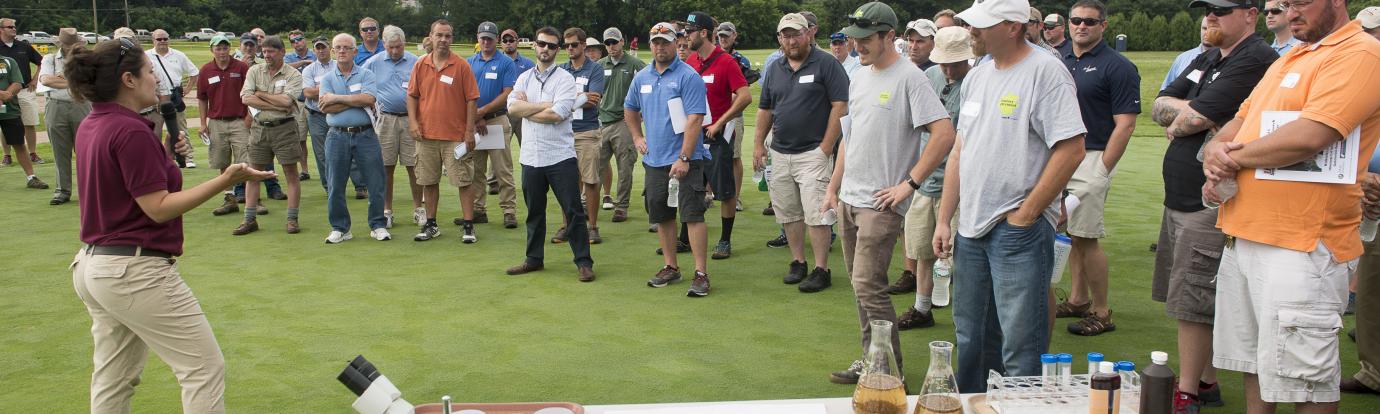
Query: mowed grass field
3 45 1375 413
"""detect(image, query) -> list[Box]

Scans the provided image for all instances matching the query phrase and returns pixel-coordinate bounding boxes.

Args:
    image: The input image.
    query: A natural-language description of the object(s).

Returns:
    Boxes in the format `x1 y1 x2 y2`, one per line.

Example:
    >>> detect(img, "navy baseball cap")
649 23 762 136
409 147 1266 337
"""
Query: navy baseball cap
830 32 847 43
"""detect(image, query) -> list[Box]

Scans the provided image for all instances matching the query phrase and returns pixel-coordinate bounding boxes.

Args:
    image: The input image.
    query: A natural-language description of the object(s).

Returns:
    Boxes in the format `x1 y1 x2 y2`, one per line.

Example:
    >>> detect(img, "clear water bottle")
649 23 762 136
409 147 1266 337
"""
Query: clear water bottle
932 258 952 307
1051 234 1073 284
1362 216 1378 242
757 164 772 192
667 177 680 208
821 208 838 225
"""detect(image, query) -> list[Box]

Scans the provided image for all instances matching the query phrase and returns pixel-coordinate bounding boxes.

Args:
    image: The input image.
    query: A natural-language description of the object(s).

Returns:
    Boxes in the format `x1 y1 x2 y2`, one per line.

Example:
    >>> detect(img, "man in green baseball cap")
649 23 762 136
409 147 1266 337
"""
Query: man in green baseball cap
840 1 898 39
209 34 231 47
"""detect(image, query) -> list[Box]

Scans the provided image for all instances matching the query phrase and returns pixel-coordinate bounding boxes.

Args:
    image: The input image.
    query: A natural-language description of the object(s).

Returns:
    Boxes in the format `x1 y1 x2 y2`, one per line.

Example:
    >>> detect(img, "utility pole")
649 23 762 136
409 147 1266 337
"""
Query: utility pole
92 0 98 33
124 0 131 28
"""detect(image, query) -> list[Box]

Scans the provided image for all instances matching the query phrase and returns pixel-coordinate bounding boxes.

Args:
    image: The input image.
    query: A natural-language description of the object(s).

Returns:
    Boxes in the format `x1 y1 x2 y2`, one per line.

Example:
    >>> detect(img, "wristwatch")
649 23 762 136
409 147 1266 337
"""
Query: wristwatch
679 155 690 162
906 178 921 190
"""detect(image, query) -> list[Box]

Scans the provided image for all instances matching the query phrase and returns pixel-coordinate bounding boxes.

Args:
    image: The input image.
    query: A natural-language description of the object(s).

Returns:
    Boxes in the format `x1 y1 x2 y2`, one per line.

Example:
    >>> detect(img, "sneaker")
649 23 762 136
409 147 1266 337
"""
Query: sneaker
232 220 259 236
551 226 569 243
185 159 197 168
655 241 690 255
648 223 658 233
830 360 864 384
462 224 477 243
766 233 788 248
1197 382 1224 407
1 154 10 166
268 188 288 200
414 223 440 241
212 194 239 215
286 219 300 234
1173 390 1201 414
472 212 489 224
1067 309 1116 336
26 176 48 189
933 266 952 308
30 153 44 164
647 266 682 287
898 306 936 330
503 212 518 229
325 230 353 244
370 228 392 241
413 207 427 225
798 267 832 293
355 189 368 199
762 205 775 216
50 191 71 205
886 270 917 295
711 240 732 260
602 195 614 210
687 271 711 297
384 210 394 229
612 209 628 222
589 227 603 244
784 260 808 284
736 200 743 211
299 172 310 181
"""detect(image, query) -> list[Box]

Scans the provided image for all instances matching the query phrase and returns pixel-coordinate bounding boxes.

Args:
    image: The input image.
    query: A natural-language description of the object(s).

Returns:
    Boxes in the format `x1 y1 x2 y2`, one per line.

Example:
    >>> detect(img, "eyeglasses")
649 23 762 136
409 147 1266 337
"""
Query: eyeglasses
848 16 894 29
1044 23 1061 30
114 37 135 77
1265 7 1284 15
564 42 582 49
1205 6 1246 17
603 39 619 46
533 40 560 49
332 46 353 51
1 26 16 29
360 27 378 33
650 25 675 35
290 36 304 42
1277 0 1315 11
1068 17 1103 26
154 37 169 41
501 37 517 43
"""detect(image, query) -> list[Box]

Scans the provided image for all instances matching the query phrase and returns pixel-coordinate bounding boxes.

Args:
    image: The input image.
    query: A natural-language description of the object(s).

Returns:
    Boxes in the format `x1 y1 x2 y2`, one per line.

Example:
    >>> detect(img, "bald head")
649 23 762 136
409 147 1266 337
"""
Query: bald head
333 33 358 68
152 29 171 52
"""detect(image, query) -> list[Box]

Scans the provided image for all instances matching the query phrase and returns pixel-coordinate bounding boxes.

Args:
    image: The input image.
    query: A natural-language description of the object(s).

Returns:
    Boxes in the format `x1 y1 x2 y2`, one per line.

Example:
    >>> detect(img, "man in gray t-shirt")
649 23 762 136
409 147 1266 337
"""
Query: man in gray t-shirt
940 0 1088 393
821 1 956 385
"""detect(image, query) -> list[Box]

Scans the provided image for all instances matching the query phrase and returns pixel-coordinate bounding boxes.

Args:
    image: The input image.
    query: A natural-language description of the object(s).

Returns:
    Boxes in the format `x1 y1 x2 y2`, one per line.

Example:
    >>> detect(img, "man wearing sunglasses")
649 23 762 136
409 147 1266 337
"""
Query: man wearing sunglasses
941 0 1086 393
549 27 607 244
500 28 535 149
596 27 645 224
467 21 520 230
1265 0 1302 54
684 11 751 261
0 18 45 167
1044 13 1068 50
357 17 382 65
284 30 316 181
147 29 201 169
1152 0 1274 410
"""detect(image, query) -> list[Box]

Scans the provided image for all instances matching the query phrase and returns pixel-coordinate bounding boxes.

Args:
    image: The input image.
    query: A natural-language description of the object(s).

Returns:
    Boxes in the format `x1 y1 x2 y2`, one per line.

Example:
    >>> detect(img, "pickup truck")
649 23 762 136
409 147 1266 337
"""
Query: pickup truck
17 31 54 44
133 29 153 43
184 28 222 41
78 32 110 44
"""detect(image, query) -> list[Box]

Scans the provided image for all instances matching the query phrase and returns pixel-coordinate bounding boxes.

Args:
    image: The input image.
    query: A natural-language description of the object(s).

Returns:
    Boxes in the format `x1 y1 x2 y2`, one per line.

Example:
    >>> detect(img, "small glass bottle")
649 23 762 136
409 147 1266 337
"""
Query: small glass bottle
914 341 962 414
853 320 907 414
1089 361 1121 414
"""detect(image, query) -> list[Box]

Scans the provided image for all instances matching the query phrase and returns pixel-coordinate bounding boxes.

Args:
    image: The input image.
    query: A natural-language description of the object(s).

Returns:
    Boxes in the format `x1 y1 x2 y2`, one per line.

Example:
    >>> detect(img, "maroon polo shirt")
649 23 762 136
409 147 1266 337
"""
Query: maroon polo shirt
196 58 250 119
78 102 185 256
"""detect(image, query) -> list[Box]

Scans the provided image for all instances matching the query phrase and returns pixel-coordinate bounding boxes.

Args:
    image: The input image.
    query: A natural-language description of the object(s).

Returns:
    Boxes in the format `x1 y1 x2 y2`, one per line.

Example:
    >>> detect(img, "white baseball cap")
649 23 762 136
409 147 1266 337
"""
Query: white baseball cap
956 0 1032 29
905 19 938 37
1360 6 1380 30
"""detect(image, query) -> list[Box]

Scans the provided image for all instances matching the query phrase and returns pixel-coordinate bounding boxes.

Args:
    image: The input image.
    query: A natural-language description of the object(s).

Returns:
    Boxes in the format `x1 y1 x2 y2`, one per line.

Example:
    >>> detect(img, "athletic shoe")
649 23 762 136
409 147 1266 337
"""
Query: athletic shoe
185 159 197 168
830 360 864 384
551 226 569 243
1197 382 1224 407
766 233 788 248
462 224 477 243
26 176 49 189
687 271 711 297
384 210 394 229
647 266 682 288
30 153 44 164
798 267 832 293
370 228 392 241
1 154 11 166
655 241 690 255
784 260 808 284
711 240 731 259
325 230 352 244
414 223 440 241
898 307 935 330
589 227 603 244
602 195 614 210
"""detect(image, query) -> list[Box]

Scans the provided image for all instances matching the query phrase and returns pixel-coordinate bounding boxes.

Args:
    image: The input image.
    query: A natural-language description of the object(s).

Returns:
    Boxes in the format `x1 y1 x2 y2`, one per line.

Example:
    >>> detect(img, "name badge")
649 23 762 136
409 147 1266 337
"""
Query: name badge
961 101 981 118
640 84 652 94
485 72 498 80
349 83 363 92
604 69 612 76
1280 72 1301 89
1186 70 1203 83
401 82 408 90
440 75 454 85
275 79 287 87
315 75 324 84
799 74 815 84
208 76 221 84
702 75 715 84
576 77 589 86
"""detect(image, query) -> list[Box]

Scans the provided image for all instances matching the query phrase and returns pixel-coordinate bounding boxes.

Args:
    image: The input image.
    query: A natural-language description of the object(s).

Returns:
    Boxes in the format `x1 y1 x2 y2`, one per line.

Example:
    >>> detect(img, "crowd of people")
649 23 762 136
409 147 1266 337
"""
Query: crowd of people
5 0 1380 412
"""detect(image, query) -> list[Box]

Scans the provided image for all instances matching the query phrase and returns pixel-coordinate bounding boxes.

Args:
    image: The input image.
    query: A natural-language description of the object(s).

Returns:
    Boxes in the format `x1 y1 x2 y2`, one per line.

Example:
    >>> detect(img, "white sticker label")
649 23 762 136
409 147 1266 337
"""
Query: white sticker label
702 75 715 84
401 82 408 90
208 76 221 84
275 79 287 87
484 72 498 80
576 77 588 86
1280 72 1301 89
1186 70 1203 83
440 75 454 85
0 69 7 75
349 83 362 92
604 69 612 76
799 74 815 83
314 75 324 84
573 109 583 120
960 101 982 121
639 84 652 94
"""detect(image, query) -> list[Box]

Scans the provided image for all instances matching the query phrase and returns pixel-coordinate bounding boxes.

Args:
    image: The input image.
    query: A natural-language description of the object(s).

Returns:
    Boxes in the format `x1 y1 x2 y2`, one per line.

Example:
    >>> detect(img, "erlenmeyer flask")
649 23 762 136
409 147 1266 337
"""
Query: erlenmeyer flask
853 320 907 414
914 341 963 414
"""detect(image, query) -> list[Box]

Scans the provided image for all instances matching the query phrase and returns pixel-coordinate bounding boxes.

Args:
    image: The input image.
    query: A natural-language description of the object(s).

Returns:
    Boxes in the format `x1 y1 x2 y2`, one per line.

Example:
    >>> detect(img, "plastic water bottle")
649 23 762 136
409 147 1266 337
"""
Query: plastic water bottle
1362 216 1378 242
932 258 952 307
758 164 772 192
1052 234 1073 284
667 177 680 208
821 208 838 225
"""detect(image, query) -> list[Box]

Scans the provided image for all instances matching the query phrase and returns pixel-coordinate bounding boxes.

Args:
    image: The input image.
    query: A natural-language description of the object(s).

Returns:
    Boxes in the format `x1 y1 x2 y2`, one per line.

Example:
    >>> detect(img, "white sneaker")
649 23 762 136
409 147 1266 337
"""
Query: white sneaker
370 228 392 241
185 159 197 168
736 200 744 212
384 210 394 229
325 230 353 244
412 207 426 225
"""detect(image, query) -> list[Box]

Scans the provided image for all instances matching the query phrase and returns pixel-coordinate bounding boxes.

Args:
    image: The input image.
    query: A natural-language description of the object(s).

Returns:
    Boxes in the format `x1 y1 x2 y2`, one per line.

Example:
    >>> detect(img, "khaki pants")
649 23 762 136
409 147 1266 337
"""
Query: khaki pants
46 98 91 193
71 249 226 414
473 116 517 215
598 121 636 211
1356 238 1380 389
840 203 905 370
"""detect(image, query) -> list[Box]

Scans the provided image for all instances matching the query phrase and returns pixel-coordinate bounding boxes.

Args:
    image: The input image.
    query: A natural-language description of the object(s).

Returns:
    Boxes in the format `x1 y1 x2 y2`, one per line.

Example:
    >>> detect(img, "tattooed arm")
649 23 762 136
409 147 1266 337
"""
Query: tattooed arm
1151 96 1187 128
1152 96 1218 138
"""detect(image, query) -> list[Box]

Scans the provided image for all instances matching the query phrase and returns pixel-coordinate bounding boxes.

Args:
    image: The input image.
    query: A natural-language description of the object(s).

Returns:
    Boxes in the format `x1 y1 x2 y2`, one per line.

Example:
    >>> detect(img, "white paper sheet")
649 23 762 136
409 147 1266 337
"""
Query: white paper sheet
1254 111 1360 184
601 403 828 414
452 142 469 159
723 118 737 144
668 97 687 134
474 125 506 150
840 115 852 141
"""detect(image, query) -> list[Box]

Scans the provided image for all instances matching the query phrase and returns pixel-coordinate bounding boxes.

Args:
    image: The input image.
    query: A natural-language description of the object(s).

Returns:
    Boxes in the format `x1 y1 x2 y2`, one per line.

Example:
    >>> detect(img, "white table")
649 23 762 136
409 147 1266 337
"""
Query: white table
585 394 988 414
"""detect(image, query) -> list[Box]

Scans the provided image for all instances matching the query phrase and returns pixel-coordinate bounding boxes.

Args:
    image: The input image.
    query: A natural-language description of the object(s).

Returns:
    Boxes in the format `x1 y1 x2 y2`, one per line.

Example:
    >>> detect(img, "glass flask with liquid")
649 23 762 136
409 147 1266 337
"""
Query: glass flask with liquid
913 341 963 414
853 320 907 414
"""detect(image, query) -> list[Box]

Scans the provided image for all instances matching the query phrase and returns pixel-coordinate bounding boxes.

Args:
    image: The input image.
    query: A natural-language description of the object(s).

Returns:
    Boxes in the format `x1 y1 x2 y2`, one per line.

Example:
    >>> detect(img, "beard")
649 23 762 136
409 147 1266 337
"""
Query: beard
1204 26 1225 47
1295 2 1340 42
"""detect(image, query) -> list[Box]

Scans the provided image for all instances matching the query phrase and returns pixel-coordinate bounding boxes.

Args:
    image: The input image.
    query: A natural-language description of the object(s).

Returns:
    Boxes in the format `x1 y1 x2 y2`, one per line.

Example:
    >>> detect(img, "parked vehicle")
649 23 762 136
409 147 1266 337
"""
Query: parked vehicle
18 31 54 44
184 28 221 41
133 29 153 43
77 32 109 44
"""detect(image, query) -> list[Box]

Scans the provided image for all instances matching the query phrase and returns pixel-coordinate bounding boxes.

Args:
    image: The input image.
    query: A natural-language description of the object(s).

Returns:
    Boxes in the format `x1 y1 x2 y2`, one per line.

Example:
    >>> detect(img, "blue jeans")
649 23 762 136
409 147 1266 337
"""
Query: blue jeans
309 110 365 193
233 165 280 198
325 127 387 232
952 218 1054 393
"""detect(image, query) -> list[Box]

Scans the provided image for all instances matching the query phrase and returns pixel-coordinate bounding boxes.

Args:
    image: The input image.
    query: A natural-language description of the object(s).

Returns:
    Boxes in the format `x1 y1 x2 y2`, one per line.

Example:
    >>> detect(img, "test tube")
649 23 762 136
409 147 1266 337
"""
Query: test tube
1041 353 1058 389
1087 352 1104 375
1058 353 1073 389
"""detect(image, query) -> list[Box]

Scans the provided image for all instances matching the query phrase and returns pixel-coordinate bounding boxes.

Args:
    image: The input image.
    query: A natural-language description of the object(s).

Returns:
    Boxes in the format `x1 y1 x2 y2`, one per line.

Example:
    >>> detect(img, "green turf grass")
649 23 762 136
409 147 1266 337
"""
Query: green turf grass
1 50 1374 413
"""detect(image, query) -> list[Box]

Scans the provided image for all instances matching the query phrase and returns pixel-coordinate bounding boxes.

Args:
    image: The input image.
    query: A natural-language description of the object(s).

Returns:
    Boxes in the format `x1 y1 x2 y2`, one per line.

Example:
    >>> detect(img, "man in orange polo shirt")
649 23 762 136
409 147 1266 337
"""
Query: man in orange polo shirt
1201 0 1380 409
407 19 481 243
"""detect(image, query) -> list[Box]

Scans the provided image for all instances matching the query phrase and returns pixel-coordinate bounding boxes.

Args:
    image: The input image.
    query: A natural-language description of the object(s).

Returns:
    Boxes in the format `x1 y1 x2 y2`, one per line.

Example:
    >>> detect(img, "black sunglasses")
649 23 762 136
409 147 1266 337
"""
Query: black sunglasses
564 42 581 49
360 27 378 33
1068 17 1103 26
1205 6 1247 17
534 40 561 49
501 37 517 43
1265 7 1284 15
154 37 169 41
603 39 619 46
1044 23 1061 30
848 16 894 29
114 37 136 77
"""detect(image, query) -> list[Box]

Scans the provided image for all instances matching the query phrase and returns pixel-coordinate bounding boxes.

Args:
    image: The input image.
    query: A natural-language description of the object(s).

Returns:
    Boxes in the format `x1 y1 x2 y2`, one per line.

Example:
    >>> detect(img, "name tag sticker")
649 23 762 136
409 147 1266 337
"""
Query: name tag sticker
315 76 324 84
275 79 287 87
208 76 221 84
961 101 981 118
799 74 815 83
401 82 408 90
1186 70 1203 83
349 83 363 92
0 69 7 75
878 92 891 105
640 84 652 94
702 75 715 84
576 77 589 86
484 72 498 80
440 75 454 85
604 69 612 76
1281 72 1301 89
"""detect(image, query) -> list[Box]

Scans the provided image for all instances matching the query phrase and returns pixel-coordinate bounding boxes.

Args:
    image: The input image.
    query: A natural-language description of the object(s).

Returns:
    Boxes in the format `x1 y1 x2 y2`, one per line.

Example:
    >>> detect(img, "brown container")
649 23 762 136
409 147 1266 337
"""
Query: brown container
413 402 585 414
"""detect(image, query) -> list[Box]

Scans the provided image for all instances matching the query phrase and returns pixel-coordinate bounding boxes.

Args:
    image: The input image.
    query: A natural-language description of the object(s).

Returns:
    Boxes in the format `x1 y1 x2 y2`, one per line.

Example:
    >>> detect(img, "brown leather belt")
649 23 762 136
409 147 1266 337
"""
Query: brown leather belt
482 110 508 120
257 117 295 127
85 244 175 258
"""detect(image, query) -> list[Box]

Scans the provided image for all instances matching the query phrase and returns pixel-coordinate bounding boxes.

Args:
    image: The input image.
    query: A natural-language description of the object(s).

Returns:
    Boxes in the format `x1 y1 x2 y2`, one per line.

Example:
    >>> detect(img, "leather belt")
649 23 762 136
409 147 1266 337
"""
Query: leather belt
380 111 407 117
332 125 373 133
307 108 324 115
482 110 508 120
85 244 175 258
211 116 243 122
257 117 295 127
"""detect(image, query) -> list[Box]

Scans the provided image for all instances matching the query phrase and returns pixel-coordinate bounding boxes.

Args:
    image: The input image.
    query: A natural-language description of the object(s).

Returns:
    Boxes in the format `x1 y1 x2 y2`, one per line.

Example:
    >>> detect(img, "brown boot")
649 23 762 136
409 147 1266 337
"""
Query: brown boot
286 219 300 234
232 220 259 236
212 194 239 216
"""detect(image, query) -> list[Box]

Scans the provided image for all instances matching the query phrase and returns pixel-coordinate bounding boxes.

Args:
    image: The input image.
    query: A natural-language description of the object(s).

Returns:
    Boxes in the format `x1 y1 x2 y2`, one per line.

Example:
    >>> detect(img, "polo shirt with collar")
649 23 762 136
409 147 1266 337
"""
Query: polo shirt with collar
560 57 606 133
468 51 518 109
624 58 710 167
240 62 304 122
147 48 199 89
759 46 849 154
408 52 480 141
196 58 250 119
284 49 316 65
597 53 646 124
363 50 417 114
1271 36 1301 55
301 59 335 112
355 42 381 65
685 45 748 126
510 64 578 168
319 62 377 127
1062 41 1142 151
507 52 535 75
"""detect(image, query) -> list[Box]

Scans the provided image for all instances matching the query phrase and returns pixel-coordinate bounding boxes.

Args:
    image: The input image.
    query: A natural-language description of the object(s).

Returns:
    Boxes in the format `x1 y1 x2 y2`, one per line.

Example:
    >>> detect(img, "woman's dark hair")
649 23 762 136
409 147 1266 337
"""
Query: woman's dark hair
63 38 147 103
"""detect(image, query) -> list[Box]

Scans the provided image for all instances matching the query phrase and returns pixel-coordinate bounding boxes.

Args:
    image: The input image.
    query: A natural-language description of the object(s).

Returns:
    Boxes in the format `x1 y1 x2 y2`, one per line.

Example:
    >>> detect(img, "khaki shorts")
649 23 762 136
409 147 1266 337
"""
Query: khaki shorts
295 105 309 142
1065 150 1114 239
1213 238 1351 403
207 118 250 170
415 138 474 187
1151 207 1226 324
768 146 832 226
18 89 39 126
904 193 957 262
731 115 744 159
574 130 601 185
377 113 416 167
247 120 303 165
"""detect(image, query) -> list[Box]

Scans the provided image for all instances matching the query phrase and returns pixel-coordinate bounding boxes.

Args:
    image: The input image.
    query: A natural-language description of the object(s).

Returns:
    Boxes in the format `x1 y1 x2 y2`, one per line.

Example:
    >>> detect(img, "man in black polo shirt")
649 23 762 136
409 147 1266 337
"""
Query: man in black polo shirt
1056 0 1141 337
1150 0 1274 408
755 13 849 292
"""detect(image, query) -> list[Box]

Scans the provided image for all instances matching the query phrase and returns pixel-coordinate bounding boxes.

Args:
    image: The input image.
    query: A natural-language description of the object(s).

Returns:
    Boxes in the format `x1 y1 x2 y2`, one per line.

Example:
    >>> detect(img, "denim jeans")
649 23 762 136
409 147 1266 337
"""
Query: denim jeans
309 110 365 193
325 127 387 232
952 218 1054 393
521 158 593 268
233 165 280 198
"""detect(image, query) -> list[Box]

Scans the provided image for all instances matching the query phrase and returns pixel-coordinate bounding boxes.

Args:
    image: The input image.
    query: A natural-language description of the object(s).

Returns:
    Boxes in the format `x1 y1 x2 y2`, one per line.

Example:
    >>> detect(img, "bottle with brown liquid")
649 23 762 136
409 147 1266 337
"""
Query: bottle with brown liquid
914 341 963 414
853 320 907 414
1089 361 1121 414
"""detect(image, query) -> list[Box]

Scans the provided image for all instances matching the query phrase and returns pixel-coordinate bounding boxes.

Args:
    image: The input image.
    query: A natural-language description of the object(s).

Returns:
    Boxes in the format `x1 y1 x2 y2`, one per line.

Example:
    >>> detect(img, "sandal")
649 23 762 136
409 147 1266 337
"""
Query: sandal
1067 309 1116 336
1055 300 1091 318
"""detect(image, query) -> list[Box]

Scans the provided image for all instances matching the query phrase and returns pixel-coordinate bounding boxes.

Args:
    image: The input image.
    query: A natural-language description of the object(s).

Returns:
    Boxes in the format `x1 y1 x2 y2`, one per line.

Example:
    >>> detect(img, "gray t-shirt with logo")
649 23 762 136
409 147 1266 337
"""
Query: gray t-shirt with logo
956 49 1086 238
840 60 951 213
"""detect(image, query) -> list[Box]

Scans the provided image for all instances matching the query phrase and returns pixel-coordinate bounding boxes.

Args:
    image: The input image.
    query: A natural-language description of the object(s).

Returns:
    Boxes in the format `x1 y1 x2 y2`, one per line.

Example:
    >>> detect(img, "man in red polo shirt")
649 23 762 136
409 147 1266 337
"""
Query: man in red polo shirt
197 34 253 216
683 11 751 260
